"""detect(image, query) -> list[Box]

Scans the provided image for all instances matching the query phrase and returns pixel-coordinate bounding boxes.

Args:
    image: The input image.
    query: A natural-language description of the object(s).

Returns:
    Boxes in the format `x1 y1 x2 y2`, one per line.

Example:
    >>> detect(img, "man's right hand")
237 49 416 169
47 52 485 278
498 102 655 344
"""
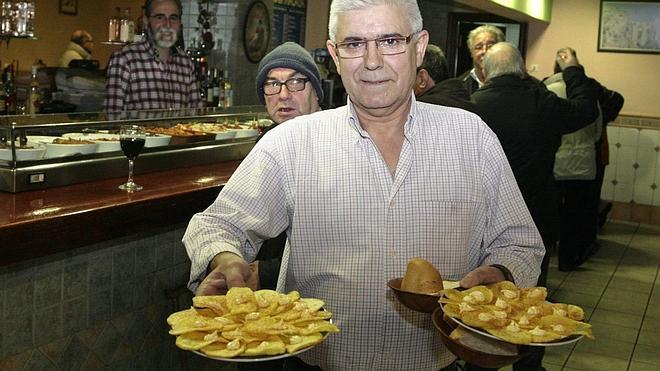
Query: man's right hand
196 252 257 296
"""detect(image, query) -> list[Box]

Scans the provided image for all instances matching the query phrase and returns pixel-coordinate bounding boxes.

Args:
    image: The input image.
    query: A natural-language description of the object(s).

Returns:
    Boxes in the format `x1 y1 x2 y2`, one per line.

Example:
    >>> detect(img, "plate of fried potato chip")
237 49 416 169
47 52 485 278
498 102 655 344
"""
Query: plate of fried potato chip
439 281 594 346
167 287 339 361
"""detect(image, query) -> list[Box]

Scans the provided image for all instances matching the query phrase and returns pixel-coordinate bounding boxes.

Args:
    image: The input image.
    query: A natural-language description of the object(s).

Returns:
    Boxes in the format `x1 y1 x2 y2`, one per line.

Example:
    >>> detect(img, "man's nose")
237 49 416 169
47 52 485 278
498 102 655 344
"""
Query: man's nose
363 41 384 70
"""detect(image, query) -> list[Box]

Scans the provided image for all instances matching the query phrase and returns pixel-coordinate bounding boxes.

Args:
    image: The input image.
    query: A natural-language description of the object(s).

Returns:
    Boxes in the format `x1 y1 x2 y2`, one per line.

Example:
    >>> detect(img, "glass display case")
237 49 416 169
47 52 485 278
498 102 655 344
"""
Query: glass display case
0 106 270 192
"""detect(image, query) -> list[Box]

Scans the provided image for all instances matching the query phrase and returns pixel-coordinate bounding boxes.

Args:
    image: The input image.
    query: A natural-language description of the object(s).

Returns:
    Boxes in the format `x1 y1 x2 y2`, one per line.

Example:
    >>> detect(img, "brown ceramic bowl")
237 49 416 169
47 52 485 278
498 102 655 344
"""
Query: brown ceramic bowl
431 307 529 368
387 277 442 313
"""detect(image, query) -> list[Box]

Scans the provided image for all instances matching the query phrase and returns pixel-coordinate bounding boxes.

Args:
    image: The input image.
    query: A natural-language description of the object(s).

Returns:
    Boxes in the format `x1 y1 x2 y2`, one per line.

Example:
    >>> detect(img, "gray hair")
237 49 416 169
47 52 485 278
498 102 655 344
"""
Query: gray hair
467 24 504 52
328 0 423 41
419 44 449 83
482 42 525 80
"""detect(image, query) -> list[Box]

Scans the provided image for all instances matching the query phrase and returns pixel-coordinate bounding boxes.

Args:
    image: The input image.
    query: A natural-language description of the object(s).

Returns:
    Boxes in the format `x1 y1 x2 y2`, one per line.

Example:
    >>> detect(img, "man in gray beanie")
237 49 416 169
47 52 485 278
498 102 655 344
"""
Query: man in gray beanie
256 41 323 127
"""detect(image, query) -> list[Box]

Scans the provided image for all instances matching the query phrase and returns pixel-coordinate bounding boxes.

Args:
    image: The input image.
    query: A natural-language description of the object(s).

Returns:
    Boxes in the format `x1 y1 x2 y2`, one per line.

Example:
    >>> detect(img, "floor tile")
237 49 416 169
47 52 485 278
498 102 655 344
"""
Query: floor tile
589 322 639 343
589 308 643 329
637 328 660 346
557 281 606 297
607 276 654 294
543 344 573 366
629 361 660 371
641 317 660 333
632 344 660 365
564 351 630 370
596 297 647 316
550 289 601 309
572 336 634 360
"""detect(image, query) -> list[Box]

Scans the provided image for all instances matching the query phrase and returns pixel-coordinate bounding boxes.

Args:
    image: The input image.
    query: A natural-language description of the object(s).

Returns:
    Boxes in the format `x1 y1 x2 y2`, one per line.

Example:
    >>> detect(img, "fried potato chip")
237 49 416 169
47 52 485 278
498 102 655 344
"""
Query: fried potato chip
461 308 509 329
243 337 287 356
285 333 324 353
295 320 340 335
176 331 226 350
299 298 325 312
226 287 259 314
169 313 236 335
201 338 245 358
193 295 229 316
486 321 532 345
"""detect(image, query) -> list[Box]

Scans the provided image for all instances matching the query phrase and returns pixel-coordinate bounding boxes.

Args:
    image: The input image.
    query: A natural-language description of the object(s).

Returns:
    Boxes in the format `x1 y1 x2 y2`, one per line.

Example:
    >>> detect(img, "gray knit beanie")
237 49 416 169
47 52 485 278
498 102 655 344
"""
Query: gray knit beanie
256 42 324 105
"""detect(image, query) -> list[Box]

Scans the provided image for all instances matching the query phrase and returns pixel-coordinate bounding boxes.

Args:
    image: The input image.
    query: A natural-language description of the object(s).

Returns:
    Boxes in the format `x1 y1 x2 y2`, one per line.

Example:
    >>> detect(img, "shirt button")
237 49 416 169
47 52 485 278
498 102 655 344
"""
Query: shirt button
389 200 395 208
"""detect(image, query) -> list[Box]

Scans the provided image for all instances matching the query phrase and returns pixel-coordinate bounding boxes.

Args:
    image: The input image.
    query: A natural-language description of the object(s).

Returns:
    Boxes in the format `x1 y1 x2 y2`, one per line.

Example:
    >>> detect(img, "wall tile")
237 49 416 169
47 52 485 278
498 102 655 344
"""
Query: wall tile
633 183 654 205
615 146 637 184
133 274 155 309
4 281 34 317
135 238 156 274
62 262 88 301
88 252 113 291
2 311 34 355
601 178 614 201
88 290 112 325
619 127 640 146
614 181 634 203
62 297 88 335
23 349 55 370
33 269 62 309
112 281 135 317
57 335 89 371
113 245 136 284
33 305 63 347
155 242 174 270
91 323 121 365
607 125 620 144
639 128 660 148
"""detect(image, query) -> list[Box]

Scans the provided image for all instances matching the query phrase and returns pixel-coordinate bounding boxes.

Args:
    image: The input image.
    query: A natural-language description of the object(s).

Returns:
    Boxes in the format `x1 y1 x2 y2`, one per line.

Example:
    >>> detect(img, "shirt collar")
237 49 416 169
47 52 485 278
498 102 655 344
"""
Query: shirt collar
345 93 417 140
144 38 186 59
470 68 486 87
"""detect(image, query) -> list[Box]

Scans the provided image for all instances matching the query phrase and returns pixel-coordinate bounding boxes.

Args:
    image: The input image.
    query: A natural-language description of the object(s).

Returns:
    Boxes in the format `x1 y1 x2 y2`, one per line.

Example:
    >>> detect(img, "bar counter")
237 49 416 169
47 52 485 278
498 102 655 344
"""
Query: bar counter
0 160 240 267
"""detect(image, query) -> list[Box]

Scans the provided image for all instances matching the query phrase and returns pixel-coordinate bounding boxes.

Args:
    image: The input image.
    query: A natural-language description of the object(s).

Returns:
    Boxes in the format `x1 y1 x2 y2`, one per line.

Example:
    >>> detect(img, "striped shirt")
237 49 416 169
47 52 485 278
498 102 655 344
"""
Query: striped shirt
104 39 201 112
183 97 544 370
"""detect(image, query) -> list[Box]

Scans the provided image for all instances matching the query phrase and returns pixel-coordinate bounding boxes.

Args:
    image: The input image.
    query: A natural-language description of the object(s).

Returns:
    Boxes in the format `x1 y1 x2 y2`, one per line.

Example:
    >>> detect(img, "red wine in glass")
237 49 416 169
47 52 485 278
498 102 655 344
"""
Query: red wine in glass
120 137 145 160
118 125 146 192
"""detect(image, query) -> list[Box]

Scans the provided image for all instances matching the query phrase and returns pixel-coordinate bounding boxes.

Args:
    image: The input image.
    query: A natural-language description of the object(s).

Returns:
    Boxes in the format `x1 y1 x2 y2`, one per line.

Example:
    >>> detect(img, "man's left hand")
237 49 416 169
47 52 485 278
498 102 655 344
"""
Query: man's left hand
459 265 506 288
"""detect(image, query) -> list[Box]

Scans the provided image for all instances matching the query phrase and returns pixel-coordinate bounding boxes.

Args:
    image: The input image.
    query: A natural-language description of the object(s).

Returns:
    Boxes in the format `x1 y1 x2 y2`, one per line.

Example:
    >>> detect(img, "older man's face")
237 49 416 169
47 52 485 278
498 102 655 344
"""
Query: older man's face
146 0 181 49
327 4 427 118
264 67 320 124
470 31 498 71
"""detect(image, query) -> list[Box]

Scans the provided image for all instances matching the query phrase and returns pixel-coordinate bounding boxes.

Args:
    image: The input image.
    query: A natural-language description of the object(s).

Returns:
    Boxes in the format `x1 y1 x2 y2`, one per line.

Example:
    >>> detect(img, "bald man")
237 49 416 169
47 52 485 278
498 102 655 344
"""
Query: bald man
59 30 94 67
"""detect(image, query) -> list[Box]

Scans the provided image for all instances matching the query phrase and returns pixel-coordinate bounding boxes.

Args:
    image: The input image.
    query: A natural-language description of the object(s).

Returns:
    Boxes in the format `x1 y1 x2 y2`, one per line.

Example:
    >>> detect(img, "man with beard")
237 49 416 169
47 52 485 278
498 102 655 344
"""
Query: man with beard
104 0 201 111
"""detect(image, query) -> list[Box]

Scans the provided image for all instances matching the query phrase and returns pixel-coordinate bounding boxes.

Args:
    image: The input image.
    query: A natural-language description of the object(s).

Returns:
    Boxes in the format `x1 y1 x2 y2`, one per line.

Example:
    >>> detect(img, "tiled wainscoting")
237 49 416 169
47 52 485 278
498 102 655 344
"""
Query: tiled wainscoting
0 225 226 370
603 114 660 225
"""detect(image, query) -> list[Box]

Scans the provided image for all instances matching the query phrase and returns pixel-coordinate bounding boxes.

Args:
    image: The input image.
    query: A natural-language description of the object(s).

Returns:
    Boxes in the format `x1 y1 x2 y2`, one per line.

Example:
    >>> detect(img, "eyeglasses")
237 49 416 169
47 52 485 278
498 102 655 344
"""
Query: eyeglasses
150 14 181 24
333 35 414 59
473 42 496 51
263 77 310 95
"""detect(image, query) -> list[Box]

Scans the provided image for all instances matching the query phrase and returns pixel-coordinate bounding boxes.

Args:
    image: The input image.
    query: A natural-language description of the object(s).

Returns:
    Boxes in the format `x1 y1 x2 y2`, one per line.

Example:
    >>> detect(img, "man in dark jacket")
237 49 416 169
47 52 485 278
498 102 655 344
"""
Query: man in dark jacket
471 43 598 371
457 25 505 94
414 44 479 114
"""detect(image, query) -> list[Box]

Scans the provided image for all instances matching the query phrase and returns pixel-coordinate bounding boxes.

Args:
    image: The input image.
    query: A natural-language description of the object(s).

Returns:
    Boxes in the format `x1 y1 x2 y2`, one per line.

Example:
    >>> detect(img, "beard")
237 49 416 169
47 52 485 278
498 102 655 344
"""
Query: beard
150 26 178 48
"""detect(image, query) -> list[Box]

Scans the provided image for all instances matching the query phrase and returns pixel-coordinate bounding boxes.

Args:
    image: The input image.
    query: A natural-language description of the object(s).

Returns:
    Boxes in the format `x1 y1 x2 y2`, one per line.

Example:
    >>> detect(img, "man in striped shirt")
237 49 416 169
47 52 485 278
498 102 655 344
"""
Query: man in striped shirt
104 0 201 112
183 1 544 370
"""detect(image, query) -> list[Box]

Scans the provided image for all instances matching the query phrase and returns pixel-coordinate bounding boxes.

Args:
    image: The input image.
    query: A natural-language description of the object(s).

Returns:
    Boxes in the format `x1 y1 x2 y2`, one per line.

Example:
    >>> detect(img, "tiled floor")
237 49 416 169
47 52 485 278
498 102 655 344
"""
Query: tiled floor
504 220 660 371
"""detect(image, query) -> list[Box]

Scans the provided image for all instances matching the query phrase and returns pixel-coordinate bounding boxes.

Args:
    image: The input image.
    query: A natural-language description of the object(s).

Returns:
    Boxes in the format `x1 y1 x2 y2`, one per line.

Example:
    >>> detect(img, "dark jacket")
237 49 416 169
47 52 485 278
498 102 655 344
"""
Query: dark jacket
417 77 480 115
472 67 599 242
458 69 481 95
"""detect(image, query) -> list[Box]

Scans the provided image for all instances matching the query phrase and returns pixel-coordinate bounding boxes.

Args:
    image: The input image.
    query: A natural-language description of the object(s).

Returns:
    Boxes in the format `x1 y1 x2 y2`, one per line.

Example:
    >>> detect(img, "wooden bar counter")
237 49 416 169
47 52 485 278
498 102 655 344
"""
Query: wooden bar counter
0 161 241 267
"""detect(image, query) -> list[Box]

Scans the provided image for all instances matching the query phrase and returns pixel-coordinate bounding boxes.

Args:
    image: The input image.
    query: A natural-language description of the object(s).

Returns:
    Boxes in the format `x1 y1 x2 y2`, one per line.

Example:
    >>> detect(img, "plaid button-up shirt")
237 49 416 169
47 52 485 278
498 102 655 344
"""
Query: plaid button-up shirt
104 39 201 112
183 97 544 370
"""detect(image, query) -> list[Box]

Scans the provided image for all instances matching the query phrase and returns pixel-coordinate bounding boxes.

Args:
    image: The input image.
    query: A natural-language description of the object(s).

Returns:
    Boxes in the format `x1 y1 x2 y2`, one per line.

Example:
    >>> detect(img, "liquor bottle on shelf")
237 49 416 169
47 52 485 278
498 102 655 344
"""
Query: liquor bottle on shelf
0 79 6 115
27 64 41 115
108 7 121 42
204 69 214 107
4 64 17 115
223 70 233 108
119 8 134 43
213 69 222 108
133 6 146 42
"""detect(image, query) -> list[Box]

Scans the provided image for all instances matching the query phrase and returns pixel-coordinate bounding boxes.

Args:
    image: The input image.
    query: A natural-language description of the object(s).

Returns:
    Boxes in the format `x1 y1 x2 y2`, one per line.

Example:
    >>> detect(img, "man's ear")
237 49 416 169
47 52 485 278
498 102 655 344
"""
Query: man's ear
326 40 341 75
416 69 428 88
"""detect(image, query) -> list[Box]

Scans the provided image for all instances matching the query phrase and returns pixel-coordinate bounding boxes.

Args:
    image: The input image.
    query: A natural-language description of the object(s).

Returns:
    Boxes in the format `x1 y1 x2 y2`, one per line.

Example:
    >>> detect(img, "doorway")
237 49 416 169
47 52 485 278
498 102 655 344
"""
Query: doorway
446 13 528 78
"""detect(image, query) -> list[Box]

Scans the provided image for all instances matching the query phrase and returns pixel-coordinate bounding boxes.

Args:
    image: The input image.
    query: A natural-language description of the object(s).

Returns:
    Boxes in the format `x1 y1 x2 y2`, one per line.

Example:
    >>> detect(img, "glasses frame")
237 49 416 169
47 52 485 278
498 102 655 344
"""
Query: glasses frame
263 77 310 96
333 34 415 59
149 14 181 24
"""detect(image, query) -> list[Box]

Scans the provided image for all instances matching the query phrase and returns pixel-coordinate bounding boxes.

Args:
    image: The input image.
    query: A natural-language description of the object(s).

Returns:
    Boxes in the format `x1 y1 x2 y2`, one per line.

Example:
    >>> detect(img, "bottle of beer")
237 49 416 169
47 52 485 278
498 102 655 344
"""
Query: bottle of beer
27 65 41 115
223 70 233 108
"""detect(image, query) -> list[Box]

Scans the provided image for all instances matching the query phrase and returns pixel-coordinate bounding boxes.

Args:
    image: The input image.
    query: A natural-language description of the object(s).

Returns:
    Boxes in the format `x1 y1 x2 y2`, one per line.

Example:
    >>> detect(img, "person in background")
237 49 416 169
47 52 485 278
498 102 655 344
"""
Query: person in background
458 24 504 94
236 39 325 371
414 43 478 113
59 30 94 68
183 1 544 370
104 0 201 111
256 42 324 140
544 50 624 270
471 43 599 371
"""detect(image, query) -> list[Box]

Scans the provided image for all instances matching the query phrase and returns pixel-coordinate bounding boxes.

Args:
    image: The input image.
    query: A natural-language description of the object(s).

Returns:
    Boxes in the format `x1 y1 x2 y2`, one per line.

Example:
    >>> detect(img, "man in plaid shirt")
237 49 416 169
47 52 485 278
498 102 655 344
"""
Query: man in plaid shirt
104 0 201 112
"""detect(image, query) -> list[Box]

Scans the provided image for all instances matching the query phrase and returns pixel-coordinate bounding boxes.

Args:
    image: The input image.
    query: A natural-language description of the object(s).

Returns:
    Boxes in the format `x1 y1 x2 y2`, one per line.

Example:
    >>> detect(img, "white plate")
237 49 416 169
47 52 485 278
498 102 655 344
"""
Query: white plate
214 130 238 140
0 142 46 161
230 128 259 138
27 135 59 144
145 134 171 147
44 142 98 158
440 301 584 347
63 133 121 153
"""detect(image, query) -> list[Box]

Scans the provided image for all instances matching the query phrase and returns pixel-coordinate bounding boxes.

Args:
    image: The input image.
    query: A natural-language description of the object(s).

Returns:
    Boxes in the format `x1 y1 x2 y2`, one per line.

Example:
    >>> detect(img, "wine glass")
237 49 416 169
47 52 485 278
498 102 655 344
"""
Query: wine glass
118 125 146 192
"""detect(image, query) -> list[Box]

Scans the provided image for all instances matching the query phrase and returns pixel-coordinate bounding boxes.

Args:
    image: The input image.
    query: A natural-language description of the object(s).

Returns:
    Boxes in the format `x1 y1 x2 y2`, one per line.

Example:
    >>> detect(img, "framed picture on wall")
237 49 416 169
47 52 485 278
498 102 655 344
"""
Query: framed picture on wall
59 0 78 16
243 1 271 63
598 0 660 54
